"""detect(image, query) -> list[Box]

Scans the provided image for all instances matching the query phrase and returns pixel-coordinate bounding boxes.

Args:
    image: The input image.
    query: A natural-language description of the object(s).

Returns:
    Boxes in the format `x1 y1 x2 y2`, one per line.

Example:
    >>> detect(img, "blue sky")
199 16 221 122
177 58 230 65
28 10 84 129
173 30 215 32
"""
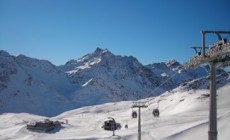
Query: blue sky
0 0 230 66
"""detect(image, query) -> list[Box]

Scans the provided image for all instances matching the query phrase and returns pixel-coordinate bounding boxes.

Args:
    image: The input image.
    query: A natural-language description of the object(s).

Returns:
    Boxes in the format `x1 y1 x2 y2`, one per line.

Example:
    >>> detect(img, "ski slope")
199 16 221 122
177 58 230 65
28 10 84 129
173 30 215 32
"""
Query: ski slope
0 84 230 140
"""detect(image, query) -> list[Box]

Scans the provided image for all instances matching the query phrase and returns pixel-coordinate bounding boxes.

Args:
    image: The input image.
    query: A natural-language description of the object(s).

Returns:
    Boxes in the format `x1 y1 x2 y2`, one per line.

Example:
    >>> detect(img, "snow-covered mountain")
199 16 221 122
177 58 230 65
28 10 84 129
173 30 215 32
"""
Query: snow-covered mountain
60 48 161 101
146 59 210 89
0 48 229 116
60 48 212 99
0 50 80 116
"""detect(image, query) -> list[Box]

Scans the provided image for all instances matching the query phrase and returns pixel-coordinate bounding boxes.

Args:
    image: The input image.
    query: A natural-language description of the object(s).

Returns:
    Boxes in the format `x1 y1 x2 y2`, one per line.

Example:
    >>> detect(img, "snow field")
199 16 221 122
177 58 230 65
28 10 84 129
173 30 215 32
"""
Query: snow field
0 84 230 140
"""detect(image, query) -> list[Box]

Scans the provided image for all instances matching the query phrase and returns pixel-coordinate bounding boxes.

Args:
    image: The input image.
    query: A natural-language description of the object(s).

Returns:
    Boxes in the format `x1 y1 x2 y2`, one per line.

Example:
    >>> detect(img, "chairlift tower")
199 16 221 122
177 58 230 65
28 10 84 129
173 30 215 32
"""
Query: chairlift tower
185 30 230 140
132 102 148 140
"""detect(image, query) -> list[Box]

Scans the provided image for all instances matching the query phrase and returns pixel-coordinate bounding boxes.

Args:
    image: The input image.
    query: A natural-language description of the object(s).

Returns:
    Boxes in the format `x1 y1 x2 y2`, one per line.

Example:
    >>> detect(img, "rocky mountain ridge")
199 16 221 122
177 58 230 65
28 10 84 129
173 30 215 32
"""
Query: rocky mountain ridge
0 48 229 116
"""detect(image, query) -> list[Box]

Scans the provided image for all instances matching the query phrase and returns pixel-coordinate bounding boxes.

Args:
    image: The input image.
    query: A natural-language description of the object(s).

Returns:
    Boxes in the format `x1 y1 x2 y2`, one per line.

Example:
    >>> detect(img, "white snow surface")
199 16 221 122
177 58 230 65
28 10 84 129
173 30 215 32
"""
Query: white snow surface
1 84 230 140
1 48 229 117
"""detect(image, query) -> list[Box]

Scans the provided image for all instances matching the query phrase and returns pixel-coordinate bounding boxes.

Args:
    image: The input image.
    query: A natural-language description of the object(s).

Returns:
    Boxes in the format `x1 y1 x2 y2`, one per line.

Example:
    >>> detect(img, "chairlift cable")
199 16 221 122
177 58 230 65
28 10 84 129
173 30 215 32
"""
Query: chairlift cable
147 72 178 106
148 65 230 106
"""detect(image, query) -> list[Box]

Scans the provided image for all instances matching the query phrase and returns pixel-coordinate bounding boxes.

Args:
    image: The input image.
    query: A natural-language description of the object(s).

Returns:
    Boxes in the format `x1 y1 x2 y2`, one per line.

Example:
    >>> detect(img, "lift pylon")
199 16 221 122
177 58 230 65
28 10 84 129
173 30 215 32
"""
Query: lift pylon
184 30 230 140
132 102 148 140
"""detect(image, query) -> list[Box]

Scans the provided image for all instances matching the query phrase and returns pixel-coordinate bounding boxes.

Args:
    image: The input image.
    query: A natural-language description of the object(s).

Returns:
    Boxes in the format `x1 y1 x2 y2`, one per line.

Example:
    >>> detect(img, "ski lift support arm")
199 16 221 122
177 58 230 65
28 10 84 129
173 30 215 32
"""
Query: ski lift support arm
201 30 230 57
184 31 230 69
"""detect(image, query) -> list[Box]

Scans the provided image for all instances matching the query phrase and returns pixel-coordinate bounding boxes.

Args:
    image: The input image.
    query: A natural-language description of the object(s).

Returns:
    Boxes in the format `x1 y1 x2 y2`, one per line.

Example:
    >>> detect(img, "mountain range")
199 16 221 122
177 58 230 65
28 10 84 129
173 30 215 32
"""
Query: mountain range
0 48 229 116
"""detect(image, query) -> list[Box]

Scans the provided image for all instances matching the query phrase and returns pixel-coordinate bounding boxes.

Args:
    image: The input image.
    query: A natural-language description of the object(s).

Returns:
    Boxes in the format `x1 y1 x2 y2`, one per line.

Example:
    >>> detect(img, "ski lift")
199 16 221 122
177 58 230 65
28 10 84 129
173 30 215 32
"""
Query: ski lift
131 106 137 118
132 111 137 118
152 100 160 117
152 109 160 117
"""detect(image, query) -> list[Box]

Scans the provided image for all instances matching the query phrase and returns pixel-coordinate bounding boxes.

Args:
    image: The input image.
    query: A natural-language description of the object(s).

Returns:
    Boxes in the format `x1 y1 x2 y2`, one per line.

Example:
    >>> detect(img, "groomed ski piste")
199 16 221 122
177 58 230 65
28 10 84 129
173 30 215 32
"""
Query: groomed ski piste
1 83 230 140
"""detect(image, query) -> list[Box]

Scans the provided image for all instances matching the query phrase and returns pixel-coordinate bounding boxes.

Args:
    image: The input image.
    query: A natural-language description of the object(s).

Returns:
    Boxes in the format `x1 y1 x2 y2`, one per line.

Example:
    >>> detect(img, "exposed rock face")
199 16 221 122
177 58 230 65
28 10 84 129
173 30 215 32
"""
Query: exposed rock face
0 48 228 116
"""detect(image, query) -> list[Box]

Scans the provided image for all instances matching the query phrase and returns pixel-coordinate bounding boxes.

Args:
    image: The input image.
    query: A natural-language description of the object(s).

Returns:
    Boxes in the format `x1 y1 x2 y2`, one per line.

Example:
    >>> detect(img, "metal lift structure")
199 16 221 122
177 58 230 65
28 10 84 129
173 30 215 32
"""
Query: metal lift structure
132 102 148 140
184 30 230 140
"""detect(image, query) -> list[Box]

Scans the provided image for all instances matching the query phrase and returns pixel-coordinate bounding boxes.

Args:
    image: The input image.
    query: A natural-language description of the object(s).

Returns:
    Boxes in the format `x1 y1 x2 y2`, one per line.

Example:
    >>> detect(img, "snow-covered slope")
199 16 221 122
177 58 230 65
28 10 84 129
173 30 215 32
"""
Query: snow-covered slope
61 48 213 100
0 48 229 117
61 48 162 101
146 59 212 90
1 83 230 140
0 50 80 116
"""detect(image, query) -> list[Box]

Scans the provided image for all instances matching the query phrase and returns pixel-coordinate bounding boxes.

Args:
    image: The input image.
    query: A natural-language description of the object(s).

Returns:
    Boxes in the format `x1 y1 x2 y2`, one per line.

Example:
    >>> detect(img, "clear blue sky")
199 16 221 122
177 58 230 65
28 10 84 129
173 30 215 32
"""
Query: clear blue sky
0 0 230 66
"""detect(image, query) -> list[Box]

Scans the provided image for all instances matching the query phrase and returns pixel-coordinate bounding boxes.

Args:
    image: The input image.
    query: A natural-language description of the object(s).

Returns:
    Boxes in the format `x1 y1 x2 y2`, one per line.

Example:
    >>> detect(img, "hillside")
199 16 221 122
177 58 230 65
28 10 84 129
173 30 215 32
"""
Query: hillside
0 83 229 140
0 48 228 116
0 50 80 116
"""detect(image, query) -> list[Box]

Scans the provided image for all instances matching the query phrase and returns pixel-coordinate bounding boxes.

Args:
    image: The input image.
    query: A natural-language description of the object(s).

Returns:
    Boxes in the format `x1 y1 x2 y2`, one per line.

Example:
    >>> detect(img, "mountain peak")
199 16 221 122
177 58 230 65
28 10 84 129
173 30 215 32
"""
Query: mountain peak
95 47 103 53
166 59 181 67
0 50 10 57
93 47 111 55
166 59 177 64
